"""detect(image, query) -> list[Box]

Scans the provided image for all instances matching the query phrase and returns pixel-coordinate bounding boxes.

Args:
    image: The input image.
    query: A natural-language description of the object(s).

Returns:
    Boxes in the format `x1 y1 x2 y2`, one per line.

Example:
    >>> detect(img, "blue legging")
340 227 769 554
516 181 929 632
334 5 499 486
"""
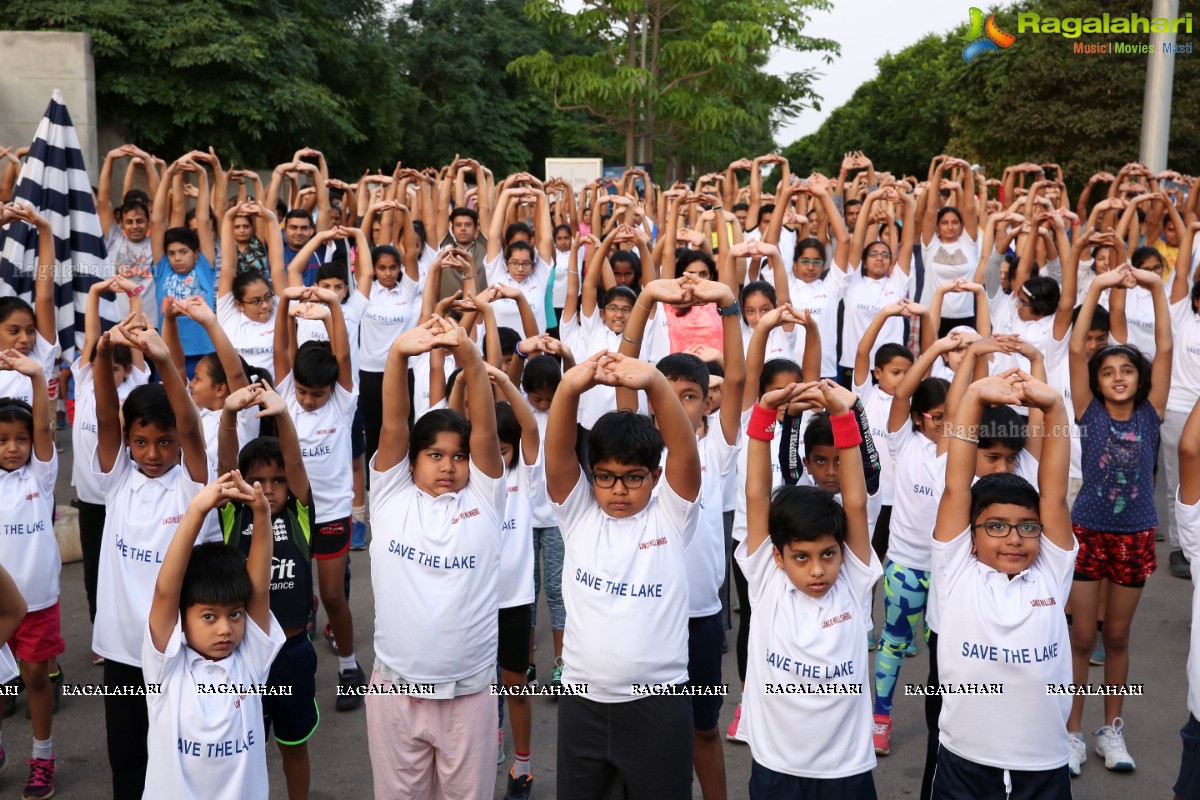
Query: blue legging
874 559 930 716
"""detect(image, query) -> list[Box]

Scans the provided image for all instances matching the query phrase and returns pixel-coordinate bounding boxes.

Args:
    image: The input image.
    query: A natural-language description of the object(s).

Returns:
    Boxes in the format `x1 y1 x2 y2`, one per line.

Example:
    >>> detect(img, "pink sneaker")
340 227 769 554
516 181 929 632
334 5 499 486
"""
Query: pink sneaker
725 703 743 742
873 714 892 756
22 757 55 800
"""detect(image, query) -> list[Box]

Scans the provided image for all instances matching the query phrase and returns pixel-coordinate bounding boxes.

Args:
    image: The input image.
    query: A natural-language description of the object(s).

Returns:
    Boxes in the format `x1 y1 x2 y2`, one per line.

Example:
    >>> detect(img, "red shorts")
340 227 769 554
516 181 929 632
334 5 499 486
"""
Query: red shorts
314 517 351 560
1072 524 1157 587
8 603 65 663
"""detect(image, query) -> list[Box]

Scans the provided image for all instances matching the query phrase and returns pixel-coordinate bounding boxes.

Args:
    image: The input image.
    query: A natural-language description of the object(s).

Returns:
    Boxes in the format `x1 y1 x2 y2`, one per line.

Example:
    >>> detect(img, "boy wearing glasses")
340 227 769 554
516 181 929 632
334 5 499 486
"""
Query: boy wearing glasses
929 370 1075 799
545 352 701 799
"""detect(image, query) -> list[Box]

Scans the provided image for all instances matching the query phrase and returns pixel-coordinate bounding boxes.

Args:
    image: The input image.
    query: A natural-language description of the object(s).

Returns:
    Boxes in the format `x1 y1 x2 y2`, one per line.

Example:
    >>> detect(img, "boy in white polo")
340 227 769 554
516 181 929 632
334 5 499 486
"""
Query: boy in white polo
144 471 284 800
931 369 1075 799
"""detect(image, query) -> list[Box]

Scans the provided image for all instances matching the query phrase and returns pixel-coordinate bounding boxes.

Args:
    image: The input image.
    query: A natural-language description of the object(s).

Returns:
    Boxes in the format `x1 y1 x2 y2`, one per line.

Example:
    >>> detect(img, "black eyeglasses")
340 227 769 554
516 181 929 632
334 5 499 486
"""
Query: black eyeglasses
973 521 1044 538
591 472 649 489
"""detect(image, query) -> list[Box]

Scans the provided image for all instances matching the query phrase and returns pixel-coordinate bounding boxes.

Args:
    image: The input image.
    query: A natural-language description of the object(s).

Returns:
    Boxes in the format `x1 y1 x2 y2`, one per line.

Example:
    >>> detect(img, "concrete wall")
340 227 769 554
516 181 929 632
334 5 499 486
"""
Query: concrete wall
0 32 99 184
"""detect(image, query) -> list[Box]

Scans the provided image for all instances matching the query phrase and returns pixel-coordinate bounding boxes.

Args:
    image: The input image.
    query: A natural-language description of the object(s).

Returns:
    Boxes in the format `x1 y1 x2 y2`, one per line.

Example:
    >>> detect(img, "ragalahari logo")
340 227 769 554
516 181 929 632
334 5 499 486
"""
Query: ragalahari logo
962 7 1017 62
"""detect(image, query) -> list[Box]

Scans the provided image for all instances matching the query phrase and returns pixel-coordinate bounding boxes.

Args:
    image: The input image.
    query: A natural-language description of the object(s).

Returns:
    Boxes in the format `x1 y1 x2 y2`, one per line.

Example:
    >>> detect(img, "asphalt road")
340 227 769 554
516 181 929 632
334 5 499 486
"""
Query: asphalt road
21 429 1194 799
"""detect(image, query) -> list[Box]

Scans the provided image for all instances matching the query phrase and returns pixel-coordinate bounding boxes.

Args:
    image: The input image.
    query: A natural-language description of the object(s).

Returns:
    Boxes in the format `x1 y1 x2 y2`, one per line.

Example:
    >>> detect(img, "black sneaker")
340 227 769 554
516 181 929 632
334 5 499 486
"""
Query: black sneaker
4 677 23 719
504 770 533 800
1170 549 1192 580
335 663 366 712
526 663 538 688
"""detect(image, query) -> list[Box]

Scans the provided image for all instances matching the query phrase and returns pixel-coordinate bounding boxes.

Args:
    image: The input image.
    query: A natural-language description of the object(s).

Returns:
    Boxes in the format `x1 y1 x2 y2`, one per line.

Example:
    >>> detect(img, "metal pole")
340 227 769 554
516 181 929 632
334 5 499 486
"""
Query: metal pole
1139 0 1178 172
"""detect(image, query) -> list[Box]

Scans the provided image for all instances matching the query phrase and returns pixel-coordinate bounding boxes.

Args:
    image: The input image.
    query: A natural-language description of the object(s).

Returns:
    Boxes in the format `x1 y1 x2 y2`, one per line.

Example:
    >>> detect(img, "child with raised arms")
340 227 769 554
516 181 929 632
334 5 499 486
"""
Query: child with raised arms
930 369 1075 799
143 470 284 800
365 315 507 799
738 378 882 799
545 350 701 799
0 203 58 408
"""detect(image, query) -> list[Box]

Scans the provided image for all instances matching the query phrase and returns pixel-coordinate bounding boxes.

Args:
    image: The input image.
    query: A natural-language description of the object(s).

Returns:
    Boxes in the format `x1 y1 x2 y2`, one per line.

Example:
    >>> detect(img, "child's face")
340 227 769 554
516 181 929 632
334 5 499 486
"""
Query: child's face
507 249 534 283
601 297 633 335
1165 220 1179 247
375 254 401 289
555 230 572 251
872 356 911 396
0 419 32 472
1015 291 1039 322
501 352 516 374
121 209 149 243
975 444 1019 477
999 261 1012 293
971 502 1042 576
166 242 198 275
1095 353 1138 404
802 445 840 494
794 247 825 283
611 261 636 287
773 533 843 598
189 363 226 411
126 420 180 478
0 309 36 355
1084 329 1107 361
113 362 133 386
318 277 349 302
182 601 246 660
705 376 723 416
1092 247 1113 274
589 457 660 518
943 347 967 374
236 279 274 323
526 388 554 413
243 462 290 516
293 381 333 413
660 377 707 434
411 431 469 496
912 403 945 442
741 291 774 329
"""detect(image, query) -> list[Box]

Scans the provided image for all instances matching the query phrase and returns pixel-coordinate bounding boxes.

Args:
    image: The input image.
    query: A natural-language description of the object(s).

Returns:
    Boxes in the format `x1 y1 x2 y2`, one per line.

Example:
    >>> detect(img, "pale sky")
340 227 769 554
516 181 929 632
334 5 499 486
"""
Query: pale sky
768 0 1020 147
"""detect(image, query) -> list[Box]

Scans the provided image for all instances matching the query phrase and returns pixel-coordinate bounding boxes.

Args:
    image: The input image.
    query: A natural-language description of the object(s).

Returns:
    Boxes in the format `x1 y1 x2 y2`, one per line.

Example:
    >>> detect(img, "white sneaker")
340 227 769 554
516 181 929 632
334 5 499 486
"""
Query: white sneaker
1094 718 1135 771
1067 732 1086 777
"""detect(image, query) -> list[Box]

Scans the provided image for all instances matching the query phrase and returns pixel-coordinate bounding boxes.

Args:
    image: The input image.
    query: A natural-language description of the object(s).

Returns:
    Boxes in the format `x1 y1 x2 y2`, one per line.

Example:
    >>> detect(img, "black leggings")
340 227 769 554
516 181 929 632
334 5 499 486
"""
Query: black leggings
104 659 149 800
77 499 106 622
733 556 751 683
358 370 384 473
920 630 941 800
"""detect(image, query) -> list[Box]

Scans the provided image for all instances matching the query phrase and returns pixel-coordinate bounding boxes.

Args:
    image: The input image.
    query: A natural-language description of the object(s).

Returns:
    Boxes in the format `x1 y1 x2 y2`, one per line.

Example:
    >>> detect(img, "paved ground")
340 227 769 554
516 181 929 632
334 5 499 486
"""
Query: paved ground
16 428 1193 799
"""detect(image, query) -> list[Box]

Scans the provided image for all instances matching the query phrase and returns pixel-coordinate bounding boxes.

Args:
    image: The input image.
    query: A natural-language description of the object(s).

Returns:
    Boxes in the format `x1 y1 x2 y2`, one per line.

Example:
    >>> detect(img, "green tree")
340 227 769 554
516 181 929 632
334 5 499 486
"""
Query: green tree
508 0 838 178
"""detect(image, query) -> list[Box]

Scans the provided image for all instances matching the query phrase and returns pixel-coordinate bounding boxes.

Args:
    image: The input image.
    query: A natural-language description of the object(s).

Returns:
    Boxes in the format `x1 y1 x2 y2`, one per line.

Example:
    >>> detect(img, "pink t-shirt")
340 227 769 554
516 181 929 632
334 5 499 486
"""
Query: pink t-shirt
663 302 722 353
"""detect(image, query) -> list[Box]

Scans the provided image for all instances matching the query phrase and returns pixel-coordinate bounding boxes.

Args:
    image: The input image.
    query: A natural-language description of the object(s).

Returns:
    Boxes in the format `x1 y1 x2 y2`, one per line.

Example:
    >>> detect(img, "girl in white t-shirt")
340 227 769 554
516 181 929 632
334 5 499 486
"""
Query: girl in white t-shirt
217 201 286 377
731 240 798 362
930 371 1075 799
485 184 554 334
0 203 59 410
0 351 62 794
367 317 507 800
921 157 980 333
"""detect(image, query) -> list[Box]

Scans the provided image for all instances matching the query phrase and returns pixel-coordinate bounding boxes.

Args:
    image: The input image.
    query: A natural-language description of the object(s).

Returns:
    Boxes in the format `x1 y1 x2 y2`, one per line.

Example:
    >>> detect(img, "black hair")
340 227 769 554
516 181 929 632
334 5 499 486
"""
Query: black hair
553 223 572 240
232 270 270 302
237 436 284 477
1087 345 1152 406
1072 304 1110 334
802 413 833 459
409 408 471 464
970 472 1040 524
449 207 479 225
843 199 862 210
371 245 402 268
316 259 351 303
874 343 914 370
294 340 338 389
731 202 749 214
1020 276 1060 317
1130 245 1163 271
610 250 642 286
412 219 428 247
521 354 562 395
180 542 253 611
444 367 463 398
602 286 637 308
162 227 199 253
655 353 709 399
910 378 950 427
706 361 725 379
506 240 535 264
978 405 1026 453
1191 279 1200 313
495 402 521 470
860 240 892 266
504 222 533 245
758 358 803 397
283 209 312 226
0 297 34 326
122 383 175 438
0 397 34 438
122 189 151 207
793 237 826 264
678 250 716 279
111 344 134 369
497 327 520 357
118 199 150 221
756 204 775 228
740 281 777 319
936 205 963 229
768 485 847 550
587 411 663 471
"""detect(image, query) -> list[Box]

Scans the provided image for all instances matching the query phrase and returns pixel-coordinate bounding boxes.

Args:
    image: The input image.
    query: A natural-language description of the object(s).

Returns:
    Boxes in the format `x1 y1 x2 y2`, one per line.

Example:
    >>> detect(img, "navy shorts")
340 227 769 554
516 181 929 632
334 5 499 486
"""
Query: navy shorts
930 746 1071 800
351 403 366 460
263 631 319 746
1176 713 1200 800
749 759 876 800
686 613 724 731
498 604 532 675
314 517 351 560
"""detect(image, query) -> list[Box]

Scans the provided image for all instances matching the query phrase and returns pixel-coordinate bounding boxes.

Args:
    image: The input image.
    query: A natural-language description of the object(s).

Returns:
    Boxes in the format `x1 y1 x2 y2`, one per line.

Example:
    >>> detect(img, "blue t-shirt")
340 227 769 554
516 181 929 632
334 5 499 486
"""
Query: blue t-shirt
283 242 323 287
1072 398 1161 532
154 253 215 356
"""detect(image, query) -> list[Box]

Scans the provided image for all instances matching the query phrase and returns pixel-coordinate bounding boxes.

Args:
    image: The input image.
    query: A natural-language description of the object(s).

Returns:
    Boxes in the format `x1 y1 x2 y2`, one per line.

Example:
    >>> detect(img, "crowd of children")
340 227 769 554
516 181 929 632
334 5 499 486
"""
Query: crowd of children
0 148 1198 800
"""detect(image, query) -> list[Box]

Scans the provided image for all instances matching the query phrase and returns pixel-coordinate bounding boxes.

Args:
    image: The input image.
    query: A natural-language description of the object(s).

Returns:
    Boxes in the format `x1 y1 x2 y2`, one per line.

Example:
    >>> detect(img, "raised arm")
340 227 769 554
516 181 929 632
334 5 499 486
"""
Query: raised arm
454 328 503 479
1070 270 1127 419
888 327 950 434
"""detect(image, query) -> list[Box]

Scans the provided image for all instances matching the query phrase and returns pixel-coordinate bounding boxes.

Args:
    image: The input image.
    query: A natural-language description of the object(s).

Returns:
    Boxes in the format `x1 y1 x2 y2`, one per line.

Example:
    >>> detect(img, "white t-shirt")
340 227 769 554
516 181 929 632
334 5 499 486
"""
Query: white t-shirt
561 310 623 429
215 294 275 374
990 293 1056 375
369 456 506 684
198 406 261 480
295 292 369 392
70 360 150 504
886 425 939 571
409 350 459 422
1119 285 1157 359
278 375 358 524
0 449 60 611
358 278 420 372
684 423 740 618
484 252 551 334
143 614 284 800
552 248 583 309
921 233 979 318
1176 491 1200 719
855 381 896 505
0 331 59 407
787 272 846 379
735 536 881 778
498 452 543 609
1166 297 1200 414
838 268 909 369
933 527 1077 771
741 320 797 364
91 453 217 666
553 467 699 702
528 408 556 529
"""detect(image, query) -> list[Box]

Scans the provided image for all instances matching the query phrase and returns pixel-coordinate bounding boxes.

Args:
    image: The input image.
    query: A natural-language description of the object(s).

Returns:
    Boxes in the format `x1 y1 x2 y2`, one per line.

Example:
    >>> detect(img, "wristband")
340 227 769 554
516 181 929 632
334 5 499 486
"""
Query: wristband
128 284 145 297
746 403 777 442
515 341 528 360
717 301 741 318
830 411 862 449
